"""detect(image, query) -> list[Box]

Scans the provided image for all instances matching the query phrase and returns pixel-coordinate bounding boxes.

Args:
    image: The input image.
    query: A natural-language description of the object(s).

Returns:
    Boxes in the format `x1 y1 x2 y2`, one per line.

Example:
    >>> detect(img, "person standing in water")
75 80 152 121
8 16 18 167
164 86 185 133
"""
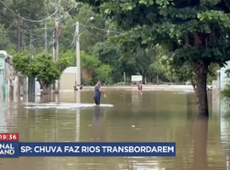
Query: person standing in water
94 81 106 105
138 81 143 94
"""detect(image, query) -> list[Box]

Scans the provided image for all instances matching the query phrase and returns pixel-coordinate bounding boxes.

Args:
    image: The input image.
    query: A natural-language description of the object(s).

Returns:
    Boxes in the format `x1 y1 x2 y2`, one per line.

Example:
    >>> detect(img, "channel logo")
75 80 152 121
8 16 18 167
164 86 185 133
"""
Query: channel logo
0 143 15 156
0 133 19 158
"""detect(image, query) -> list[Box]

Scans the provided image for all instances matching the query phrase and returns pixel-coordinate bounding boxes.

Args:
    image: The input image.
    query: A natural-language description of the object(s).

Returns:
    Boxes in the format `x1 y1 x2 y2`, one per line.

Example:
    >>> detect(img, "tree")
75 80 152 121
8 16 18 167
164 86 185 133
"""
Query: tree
0 1 108 54
80 0 230 117
61 50 112 85
0 0 48 48
13 53 70 94
94 37 169 84
59 3 108 53
150 55 169 83
0 24 13 50
220 82 230 101
95 64 112 84
93 40 136 83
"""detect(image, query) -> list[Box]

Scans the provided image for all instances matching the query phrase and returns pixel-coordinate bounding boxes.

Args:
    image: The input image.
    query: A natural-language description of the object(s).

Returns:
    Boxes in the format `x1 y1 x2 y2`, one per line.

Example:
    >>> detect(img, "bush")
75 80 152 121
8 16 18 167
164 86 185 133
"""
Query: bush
82 77 93 86
114 81 126 86
94 64 112 84
221 82 230 99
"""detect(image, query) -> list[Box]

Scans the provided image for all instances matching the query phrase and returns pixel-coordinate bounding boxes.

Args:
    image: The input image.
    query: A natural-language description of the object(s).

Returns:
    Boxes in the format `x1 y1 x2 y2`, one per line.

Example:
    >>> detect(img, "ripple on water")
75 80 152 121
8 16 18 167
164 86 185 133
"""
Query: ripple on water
0 91 228 170
23 102 114 110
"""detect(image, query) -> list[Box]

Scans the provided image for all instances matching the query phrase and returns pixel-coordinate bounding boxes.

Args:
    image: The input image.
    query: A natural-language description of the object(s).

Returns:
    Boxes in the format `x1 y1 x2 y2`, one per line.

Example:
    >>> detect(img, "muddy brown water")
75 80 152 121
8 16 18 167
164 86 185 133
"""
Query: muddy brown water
0 90 228 170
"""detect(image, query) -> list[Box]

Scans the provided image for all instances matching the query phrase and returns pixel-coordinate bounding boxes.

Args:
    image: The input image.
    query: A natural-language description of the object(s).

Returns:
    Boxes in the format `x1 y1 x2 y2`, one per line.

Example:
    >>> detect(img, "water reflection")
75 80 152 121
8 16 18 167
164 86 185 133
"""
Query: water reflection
192 118 209 170
91 106 103 141
0 104 6 132
0 90 229 170
76 91 80 142
28 95 35 103
131 91 142 115
186 93 195 119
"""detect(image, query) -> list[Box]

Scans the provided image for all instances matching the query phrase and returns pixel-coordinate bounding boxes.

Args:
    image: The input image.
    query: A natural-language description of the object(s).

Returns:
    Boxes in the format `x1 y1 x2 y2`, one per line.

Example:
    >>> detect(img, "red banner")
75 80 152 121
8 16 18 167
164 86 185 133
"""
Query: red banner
0 133 19 141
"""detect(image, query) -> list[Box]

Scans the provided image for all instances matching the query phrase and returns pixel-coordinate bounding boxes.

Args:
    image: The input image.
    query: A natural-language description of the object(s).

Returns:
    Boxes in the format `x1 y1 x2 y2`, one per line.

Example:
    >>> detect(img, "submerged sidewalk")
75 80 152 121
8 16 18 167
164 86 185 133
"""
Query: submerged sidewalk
85 85 195 91
59 85 213 92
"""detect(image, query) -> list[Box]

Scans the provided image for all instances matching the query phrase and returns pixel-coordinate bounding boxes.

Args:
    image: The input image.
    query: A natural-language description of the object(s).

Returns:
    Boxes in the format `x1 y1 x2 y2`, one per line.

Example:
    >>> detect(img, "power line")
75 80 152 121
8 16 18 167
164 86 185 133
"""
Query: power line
0 24 75 34
66 6 75 13
68 22 121 49
69 28 77 48
0 1 58 23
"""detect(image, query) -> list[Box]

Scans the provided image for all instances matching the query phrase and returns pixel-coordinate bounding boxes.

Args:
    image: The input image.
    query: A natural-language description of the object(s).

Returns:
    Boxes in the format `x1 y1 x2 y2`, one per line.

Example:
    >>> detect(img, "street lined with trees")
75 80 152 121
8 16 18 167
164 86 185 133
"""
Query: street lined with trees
77 0 230 116
1 0 230 116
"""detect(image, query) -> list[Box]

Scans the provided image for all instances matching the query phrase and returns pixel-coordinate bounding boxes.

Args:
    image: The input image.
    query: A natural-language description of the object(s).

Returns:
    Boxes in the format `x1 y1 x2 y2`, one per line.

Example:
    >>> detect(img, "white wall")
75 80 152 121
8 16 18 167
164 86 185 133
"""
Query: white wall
60 67 77 90
63 67 77 74
220 61 230 114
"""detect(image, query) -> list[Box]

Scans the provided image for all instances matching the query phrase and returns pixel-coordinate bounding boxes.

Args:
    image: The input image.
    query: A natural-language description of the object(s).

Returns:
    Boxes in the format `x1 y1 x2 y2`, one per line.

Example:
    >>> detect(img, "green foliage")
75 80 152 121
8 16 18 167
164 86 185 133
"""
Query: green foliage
33 55 61 85
81 0 230 73
59 3 107 53
2 0 225 88
93 40 136 82
80 51 112 84
207 64 219 84
221 83 230 99
60 50 112 85
58 52 72 72
82 77 93 86
12 53 28 75
114 81 126 86
0 24 13 50
95 64 112 84
81 51 101 69
93 36 172 83
160 57 219 84
13 53 70 86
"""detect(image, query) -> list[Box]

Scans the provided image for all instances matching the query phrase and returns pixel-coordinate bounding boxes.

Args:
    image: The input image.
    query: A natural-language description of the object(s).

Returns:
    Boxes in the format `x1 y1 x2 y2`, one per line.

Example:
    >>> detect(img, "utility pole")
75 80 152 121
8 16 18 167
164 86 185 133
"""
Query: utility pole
52 26 56 91
76 21 81 87
52 28 56 60
74 17 94 90
26 29 32 96
55 15 59 62
52 5 59 92
55 4 60 92
45 22 47 54
29 30 32 54
17 14 21 100
17 15 21 52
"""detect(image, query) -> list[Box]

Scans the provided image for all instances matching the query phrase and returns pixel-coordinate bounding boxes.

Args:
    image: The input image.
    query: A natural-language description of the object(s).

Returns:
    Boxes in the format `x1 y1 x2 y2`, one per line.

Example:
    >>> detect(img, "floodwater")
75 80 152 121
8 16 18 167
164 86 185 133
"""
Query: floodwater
0 89 228 170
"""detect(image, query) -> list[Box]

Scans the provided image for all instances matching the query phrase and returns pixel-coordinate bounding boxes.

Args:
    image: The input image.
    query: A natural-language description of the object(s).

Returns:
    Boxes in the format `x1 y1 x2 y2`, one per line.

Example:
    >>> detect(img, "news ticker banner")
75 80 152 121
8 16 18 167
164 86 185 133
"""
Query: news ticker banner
0 133 176 158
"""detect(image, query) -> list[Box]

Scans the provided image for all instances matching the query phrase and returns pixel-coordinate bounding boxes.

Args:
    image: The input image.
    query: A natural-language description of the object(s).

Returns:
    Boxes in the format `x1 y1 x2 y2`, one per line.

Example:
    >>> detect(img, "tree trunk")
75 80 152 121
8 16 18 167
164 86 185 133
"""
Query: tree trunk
42 84 51 95
194 61 209 117
41 94 51 103
142 75 146 84
157 75 159 85
38 80 43 89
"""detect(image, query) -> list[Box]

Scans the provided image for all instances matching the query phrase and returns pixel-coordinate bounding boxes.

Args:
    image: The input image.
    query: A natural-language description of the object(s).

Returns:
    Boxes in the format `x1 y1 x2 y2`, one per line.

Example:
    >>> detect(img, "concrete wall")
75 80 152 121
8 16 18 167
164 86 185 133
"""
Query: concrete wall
60 73 75 90
60 67 77 90
212 79 220 114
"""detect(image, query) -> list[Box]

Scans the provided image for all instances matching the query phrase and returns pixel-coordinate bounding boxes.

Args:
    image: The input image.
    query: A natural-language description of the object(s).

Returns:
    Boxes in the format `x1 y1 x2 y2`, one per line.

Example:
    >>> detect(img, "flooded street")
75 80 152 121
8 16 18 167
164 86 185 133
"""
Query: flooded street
0 89 228 170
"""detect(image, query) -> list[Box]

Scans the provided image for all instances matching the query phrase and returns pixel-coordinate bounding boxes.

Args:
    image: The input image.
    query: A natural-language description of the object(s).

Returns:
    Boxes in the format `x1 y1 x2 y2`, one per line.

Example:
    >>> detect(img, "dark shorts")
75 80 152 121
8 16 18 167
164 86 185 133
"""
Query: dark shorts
94 96 101 105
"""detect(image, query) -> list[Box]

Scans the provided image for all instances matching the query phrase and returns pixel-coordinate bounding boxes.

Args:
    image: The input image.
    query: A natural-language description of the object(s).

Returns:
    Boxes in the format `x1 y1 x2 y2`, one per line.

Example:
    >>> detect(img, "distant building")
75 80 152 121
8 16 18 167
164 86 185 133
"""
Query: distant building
60 67 77 90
